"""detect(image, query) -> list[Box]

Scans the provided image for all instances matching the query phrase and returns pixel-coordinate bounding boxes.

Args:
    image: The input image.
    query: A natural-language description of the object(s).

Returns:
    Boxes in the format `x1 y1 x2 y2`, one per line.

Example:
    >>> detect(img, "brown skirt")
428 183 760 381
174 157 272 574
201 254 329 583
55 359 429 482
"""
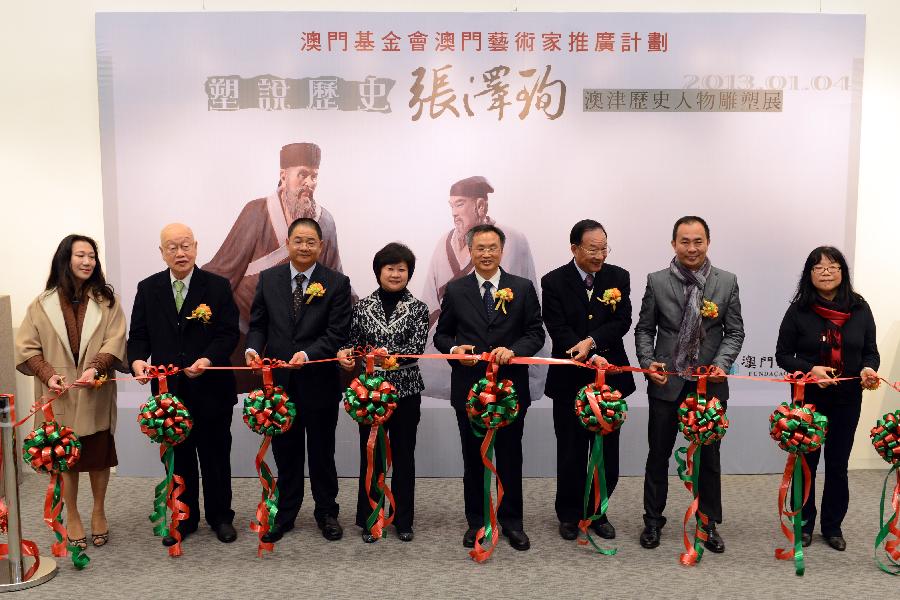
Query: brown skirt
72 429 118 472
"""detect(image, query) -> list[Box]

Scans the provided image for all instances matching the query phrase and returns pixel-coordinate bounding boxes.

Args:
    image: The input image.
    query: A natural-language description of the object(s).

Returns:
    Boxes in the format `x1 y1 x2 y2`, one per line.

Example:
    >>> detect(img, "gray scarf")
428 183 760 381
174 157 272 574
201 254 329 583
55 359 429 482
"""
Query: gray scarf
669 257 712 374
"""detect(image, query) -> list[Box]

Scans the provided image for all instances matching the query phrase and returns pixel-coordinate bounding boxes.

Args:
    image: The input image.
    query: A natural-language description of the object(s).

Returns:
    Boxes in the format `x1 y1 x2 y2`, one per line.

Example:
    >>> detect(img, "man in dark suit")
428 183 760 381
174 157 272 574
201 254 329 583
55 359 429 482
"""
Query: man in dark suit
245 217 351 542
129 223 240 545
541 219 636 541
434 224 545 551
634 216 744 552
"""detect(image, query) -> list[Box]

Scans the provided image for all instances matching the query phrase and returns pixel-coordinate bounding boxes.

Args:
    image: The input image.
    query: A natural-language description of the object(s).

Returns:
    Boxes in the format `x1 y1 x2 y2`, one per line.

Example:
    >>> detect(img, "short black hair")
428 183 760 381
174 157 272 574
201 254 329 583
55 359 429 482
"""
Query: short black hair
373 242 417 281
465 224 506 248
569 219 607 245
672 216 710 242
287 217 322 239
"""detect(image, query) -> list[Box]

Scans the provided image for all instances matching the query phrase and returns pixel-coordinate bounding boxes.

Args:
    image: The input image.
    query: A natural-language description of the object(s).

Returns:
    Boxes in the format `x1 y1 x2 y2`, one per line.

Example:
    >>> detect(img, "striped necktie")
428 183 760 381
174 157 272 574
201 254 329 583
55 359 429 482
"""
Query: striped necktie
292 273 307 320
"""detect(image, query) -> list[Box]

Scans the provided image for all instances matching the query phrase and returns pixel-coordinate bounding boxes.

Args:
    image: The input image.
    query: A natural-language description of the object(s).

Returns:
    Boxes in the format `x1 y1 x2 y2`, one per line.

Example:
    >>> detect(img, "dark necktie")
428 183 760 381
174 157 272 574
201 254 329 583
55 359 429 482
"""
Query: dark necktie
482 281 495 319
584 272 594 289
292 273 307 320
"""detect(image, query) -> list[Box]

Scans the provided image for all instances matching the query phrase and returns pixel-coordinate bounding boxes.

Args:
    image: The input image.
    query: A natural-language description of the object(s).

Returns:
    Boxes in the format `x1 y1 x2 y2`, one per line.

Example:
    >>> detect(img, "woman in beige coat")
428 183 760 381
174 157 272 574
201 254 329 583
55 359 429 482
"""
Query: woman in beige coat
16 234 126 549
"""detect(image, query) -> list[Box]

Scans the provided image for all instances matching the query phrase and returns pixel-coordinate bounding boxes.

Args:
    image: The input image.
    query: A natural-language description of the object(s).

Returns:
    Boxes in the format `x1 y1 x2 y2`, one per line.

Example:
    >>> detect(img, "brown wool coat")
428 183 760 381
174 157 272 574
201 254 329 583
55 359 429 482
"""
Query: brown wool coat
15 290 126 436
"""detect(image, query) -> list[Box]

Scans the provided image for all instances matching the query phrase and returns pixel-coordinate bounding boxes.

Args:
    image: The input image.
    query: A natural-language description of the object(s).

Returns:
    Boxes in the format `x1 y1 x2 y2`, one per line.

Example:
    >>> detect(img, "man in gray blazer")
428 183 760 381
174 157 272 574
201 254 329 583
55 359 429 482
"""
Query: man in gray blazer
634 216 744 553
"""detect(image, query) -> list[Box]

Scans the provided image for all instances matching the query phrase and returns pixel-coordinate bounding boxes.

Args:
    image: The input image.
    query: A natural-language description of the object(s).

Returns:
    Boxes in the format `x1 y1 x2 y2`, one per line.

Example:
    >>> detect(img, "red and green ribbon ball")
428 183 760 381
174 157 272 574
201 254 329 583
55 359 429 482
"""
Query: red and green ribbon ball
870 410 900 575
573 382 626 555
343 373 398 426
22 421 89 569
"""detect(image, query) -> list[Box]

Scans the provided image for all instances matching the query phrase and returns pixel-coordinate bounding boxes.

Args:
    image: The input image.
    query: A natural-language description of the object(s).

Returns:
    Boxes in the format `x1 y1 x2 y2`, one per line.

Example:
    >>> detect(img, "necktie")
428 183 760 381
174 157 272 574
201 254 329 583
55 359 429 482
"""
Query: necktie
173 279 185 313
584 273 594 289
482 281 495 318
292 273 307 320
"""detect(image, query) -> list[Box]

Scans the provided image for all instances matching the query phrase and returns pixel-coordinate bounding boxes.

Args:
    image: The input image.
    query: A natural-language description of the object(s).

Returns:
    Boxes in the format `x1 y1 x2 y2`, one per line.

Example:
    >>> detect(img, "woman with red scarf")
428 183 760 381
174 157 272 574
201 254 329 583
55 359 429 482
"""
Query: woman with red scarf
775 246 880 552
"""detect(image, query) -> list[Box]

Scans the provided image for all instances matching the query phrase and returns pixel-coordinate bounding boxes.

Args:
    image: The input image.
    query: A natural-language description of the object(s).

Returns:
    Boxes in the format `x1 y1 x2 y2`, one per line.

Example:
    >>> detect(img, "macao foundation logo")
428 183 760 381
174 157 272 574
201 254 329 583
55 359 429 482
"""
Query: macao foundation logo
736 354 784 378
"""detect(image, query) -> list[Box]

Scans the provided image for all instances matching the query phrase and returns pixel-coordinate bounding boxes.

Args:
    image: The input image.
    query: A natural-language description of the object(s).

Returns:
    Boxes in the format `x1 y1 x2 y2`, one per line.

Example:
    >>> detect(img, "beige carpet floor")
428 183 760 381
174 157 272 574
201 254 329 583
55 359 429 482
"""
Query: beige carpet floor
5 470 897 598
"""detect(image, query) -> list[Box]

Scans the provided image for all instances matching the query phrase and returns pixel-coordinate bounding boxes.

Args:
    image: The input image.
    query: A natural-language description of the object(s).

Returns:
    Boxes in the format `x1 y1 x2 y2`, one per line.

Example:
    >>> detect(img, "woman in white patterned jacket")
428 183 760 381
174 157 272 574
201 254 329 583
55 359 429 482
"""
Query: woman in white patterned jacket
337 243 429 543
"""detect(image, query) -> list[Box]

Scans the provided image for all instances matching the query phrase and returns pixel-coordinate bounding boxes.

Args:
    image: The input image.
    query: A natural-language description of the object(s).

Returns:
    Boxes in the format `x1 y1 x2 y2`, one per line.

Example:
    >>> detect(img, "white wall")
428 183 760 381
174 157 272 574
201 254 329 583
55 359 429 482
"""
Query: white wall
2 0 897 469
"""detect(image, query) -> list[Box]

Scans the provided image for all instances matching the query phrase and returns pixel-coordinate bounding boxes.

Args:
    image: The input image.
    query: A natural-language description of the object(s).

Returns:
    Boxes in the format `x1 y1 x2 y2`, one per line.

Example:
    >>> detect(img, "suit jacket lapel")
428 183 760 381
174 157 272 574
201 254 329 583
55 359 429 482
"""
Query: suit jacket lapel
564 261 591 309
37 291 72 362
490 271 513 324
180 268 208 324
277 264 293 324
371 292 389 330
295 263 323 328
702 269 720 312
390 291 413 329
155 271 179 332
79 297 102 363
463 273 489 324
667 271 687 310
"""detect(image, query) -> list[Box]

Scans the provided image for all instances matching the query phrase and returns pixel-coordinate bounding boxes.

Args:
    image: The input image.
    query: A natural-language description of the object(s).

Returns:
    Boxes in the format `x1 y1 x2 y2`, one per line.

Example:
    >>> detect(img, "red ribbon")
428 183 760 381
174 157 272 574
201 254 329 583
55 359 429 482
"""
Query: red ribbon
775 453 812 561
678 444 709 566
250 436 275 557
470 428 502 563
361 347 396 540
43 473 67 557
0 440 42 581
147 364 179 395
886 471 900 562
149 364 190 559
364 425 396 540
0 539 41 581
575 374 622 541
161 441 189 558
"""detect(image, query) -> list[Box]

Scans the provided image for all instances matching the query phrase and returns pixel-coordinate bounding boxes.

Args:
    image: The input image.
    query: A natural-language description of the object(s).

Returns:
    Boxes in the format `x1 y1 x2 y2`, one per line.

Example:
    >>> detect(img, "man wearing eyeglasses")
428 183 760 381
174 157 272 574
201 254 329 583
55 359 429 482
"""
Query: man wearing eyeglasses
420 175 547 403
634 215 744 553
433 224 545 552
128 223 240 547
541 219 636 542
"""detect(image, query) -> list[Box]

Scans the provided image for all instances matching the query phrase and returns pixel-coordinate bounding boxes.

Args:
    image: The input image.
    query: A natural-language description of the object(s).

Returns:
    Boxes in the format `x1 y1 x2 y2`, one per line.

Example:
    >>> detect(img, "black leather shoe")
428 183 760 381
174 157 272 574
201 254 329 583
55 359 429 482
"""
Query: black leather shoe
590 519 616 540
640 525 661 549
824 535 846 551
318 516 343 541
214 522 237 543
261 522 293 544
801 532 812 547
702 524 725 553
361 530 377 543
463 526 479 548
559 521 579 540
162 523 198 547
397 530 414 542
502 529 531 551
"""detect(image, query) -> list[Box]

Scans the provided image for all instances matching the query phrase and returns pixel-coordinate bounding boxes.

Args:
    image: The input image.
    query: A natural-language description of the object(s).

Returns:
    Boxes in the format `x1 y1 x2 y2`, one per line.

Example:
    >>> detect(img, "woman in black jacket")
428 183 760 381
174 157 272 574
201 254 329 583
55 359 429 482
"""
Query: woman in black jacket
337 243 429 543
775 246 880 552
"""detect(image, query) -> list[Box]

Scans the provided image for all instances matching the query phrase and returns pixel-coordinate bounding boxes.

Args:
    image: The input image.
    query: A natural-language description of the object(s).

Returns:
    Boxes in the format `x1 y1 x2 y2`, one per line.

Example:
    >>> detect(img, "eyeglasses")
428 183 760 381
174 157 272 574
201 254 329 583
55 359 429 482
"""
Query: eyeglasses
578 245 611 257
163 243 195 255
290 239 320 248
811 265 841 274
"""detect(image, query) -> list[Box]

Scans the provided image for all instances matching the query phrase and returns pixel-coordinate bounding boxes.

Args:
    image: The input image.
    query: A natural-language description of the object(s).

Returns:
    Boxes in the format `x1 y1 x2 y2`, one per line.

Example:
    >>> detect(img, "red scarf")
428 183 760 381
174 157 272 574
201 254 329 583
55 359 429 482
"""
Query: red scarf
811 304 850 372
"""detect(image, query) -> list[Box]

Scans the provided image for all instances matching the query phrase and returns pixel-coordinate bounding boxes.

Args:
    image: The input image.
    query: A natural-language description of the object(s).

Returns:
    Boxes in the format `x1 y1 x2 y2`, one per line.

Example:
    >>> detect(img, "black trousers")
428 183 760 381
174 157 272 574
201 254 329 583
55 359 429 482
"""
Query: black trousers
271 397 340 526
797 400 861 537
355 394 421 532
455 405 528 532
172 403 235 529
552 397 619 523
643 384 725 528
